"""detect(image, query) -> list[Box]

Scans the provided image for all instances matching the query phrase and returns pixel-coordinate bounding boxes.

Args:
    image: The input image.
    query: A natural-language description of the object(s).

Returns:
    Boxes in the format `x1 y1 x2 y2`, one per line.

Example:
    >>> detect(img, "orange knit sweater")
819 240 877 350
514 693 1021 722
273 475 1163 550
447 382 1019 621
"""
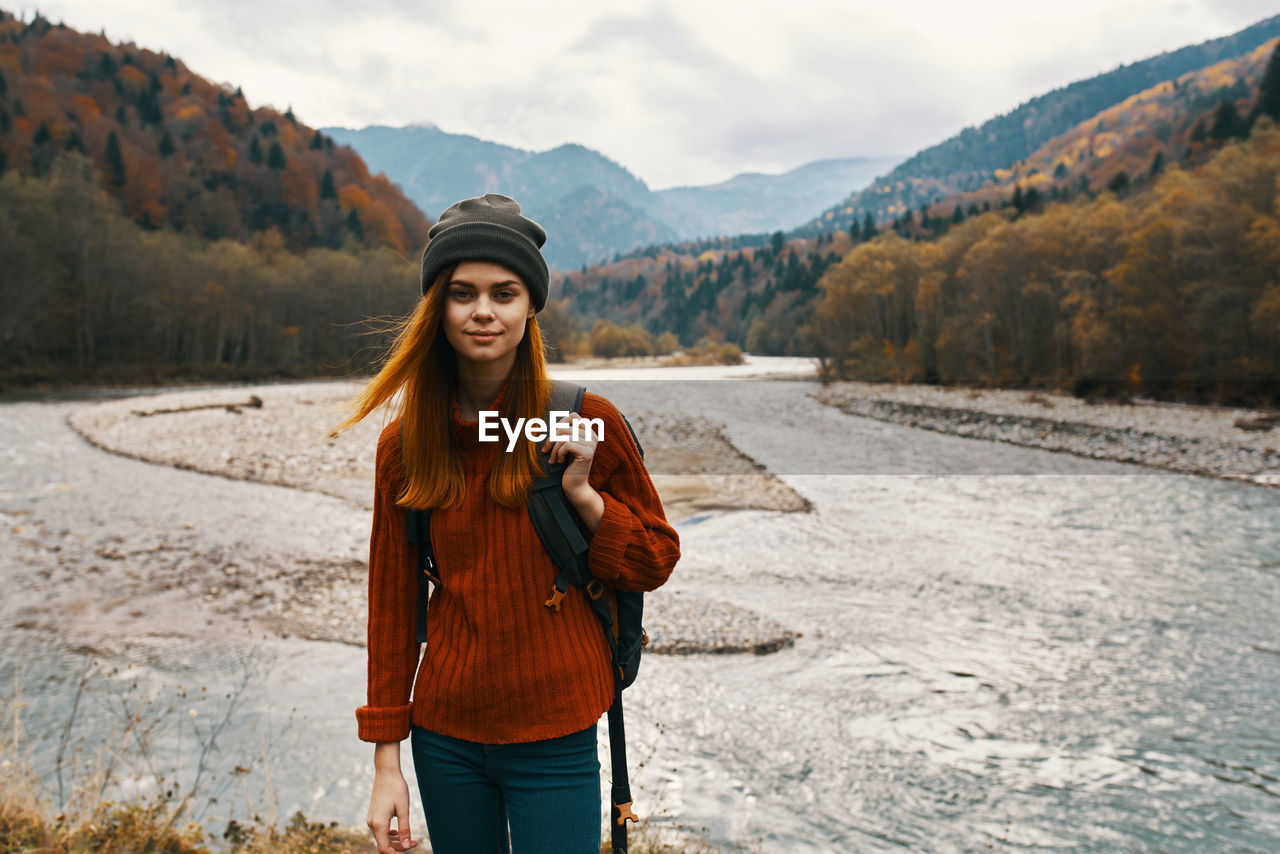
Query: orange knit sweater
355 377 680 744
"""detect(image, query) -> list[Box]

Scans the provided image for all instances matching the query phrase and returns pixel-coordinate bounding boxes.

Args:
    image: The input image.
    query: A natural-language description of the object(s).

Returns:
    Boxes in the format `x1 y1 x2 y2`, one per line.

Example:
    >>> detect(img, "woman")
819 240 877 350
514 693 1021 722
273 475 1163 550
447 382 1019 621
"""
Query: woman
330 193 680 854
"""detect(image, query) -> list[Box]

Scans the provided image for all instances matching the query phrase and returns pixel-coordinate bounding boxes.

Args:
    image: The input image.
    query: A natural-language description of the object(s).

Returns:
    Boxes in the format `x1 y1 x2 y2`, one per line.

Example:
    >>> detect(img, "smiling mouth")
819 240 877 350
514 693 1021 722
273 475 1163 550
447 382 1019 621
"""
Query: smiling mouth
467 331 500 341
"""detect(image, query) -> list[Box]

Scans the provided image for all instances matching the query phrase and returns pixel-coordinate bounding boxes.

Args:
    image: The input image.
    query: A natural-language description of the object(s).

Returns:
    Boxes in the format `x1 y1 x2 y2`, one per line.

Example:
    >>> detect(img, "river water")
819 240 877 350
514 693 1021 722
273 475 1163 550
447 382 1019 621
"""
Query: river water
3 359 1279 852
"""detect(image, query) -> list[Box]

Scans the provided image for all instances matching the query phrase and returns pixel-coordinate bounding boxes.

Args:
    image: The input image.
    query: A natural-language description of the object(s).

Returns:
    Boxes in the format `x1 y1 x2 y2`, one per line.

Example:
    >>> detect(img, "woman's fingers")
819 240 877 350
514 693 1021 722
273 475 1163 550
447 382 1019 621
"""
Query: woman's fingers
539 411 598 464
392 796 415 850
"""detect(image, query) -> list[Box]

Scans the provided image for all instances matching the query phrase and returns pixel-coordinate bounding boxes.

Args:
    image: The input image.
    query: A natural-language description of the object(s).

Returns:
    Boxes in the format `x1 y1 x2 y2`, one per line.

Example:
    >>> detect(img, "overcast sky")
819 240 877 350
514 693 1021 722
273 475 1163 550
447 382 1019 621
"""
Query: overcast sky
20 0 1280 189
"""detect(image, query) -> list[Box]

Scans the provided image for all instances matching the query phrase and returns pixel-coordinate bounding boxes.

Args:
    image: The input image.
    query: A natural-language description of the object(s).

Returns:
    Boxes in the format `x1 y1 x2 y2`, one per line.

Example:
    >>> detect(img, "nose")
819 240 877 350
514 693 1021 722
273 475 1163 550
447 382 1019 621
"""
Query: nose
471 295 495 319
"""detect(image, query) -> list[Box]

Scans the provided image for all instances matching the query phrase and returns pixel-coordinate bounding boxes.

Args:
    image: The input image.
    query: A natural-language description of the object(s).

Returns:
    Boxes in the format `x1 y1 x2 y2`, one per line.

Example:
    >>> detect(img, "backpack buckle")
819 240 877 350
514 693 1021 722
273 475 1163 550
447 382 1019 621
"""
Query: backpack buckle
544 584 567 612
614 801 638 826
586 578 604 600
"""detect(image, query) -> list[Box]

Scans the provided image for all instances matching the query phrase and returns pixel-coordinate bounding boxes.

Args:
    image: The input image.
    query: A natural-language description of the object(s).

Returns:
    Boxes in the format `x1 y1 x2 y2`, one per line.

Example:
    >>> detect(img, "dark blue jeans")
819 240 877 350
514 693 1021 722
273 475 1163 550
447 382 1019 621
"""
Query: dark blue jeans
409 723 601 854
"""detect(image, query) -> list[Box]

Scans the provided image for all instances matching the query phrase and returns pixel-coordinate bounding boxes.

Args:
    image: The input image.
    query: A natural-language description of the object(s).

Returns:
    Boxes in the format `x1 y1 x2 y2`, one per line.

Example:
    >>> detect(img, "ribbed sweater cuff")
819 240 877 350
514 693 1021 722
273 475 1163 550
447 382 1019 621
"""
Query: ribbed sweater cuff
356 704 413 743
587 492 631 583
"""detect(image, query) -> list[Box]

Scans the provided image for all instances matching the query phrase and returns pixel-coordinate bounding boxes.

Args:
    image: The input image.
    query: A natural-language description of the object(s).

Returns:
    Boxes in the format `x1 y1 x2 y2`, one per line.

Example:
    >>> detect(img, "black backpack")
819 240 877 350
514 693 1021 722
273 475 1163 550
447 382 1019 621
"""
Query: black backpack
402 380 647 854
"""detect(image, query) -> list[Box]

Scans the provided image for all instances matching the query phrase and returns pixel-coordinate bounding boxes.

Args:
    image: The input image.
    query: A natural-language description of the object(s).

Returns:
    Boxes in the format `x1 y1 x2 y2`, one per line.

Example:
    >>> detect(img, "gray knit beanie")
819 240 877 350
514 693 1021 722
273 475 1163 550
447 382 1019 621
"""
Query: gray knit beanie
419 193 550 312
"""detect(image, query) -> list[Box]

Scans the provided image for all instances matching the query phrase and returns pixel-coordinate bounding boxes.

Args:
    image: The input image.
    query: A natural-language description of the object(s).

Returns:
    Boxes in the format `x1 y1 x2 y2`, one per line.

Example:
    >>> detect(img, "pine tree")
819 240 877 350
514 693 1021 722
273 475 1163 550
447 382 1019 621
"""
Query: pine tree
249 135 263 164
310 130 324 150
861 211 875 241
1107 171 1129 194
1210 99 1241 140
1253 43 1280 123
1011 185 1024 212
105 130 126 188
319 168 337 200
159 128 175 157
65 129 85 153
1190 118 1208 143
346 208 363 241
951 204 964 224
267 141 286 169
1149 150 1164 177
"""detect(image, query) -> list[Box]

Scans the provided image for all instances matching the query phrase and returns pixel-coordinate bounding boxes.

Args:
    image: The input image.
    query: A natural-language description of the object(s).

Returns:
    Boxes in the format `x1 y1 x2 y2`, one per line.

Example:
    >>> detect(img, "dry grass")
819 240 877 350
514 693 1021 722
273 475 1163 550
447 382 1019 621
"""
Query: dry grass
1 647 757 854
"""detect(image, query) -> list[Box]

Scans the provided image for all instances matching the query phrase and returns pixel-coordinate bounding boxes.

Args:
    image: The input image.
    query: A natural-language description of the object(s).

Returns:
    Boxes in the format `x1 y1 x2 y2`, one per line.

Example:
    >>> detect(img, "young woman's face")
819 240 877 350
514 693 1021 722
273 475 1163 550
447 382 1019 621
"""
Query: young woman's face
441 259 536 370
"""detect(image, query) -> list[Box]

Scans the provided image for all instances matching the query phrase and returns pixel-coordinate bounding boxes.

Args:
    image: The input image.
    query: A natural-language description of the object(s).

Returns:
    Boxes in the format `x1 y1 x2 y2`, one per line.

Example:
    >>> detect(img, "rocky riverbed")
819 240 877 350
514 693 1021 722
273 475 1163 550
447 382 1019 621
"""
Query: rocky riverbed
60 378 810 656
815 381 1280 486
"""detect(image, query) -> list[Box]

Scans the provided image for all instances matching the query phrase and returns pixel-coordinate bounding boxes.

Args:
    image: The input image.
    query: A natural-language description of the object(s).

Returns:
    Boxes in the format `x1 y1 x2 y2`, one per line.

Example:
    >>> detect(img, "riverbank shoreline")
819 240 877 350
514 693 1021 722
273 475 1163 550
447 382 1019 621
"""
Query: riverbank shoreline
815 380 1280 487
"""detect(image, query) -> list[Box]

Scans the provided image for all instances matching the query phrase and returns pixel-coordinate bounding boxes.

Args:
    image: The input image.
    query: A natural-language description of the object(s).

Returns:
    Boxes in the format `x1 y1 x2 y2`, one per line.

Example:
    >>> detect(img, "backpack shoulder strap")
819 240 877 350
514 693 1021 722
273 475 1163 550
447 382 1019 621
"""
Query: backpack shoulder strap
529 381 595 610
400 422 437 645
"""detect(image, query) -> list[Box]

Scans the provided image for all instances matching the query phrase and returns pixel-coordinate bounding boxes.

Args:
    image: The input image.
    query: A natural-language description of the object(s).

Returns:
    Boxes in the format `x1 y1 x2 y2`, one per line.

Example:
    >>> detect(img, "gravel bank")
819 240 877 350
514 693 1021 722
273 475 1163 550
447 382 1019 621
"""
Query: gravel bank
815 381 1280 486
62 380 805 656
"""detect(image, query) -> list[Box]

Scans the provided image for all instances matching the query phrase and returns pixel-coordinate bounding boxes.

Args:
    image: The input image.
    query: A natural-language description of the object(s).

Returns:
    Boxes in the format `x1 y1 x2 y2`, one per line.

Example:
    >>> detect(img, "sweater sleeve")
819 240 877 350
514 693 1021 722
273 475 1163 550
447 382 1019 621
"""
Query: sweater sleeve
581 393 681 593
355 421 421 743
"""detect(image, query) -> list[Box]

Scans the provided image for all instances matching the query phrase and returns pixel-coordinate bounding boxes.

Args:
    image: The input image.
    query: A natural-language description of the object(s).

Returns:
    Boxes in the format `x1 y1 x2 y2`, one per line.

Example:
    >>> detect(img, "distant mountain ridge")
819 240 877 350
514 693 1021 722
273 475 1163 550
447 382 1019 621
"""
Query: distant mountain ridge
796 12 1280 236
322 122 900 269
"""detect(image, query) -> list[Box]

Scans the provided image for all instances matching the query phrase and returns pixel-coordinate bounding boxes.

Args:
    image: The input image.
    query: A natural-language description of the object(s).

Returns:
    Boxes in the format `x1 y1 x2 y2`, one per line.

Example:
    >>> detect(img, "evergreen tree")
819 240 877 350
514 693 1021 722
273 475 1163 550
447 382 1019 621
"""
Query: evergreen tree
267 141 287 169
284 106 296 124
0 66 7 97
1024 187 1041 210
1149 150 1164 177
319 168 337 200
158 128 175 157
951 204 964 224
105 130 126 188
346 207 364 241
1210 99 1241 140
770 231 785 255
310 130 324 150
1252 43 1280 123
1107 171 1130 194
1011 184 1024 212
861 211 876 241
249 135 263 164
1190 118 1208 143
65 129 85 153
32 122 51 145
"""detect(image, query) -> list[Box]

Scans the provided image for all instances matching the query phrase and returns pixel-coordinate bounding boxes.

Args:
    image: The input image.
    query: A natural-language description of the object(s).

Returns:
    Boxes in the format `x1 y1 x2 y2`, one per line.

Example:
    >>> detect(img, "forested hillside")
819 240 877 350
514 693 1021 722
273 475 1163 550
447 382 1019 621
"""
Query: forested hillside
0 11 431 388
549 40 1280 405
796 13 1280 237
0 11 428 252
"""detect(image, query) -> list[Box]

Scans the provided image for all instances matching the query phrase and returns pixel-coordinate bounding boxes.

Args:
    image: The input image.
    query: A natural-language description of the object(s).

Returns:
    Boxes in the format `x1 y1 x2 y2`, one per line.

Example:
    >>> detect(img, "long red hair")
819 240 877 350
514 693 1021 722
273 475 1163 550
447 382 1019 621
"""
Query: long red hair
329 262 551 509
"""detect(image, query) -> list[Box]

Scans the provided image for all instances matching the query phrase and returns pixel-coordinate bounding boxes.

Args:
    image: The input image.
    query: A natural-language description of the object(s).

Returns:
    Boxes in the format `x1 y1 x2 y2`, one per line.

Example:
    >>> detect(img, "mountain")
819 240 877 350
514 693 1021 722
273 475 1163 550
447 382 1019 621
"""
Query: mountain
794 13 1280 237
555 32 1280 360
925 36 1280 219
322 123 900 269
653 155 902 239
0 11 428 252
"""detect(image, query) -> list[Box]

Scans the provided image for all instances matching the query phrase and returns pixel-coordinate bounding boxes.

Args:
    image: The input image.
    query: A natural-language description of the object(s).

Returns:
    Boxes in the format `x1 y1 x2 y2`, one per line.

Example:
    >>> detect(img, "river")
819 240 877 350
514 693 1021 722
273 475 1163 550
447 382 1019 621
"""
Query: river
2 358 1279 852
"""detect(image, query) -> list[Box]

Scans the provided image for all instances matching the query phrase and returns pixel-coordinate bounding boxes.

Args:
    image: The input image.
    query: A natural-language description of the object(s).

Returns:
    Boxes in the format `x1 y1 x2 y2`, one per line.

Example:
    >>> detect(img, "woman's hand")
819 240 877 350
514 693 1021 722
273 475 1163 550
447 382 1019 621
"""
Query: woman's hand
542 410 598 497
367 766 418 853
543 410 605 532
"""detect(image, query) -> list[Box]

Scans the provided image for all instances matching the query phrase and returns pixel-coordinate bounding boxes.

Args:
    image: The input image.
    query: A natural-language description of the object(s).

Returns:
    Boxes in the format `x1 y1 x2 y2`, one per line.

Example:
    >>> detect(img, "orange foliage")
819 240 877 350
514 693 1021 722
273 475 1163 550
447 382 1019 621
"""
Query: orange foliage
69 94 102 123
116 64 147 92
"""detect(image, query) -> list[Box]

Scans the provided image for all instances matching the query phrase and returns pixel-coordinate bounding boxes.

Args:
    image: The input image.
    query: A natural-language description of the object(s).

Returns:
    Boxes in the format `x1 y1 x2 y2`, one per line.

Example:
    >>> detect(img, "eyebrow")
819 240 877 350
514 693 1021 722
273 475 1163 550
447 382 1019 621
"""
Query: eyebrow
448 279 523 288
